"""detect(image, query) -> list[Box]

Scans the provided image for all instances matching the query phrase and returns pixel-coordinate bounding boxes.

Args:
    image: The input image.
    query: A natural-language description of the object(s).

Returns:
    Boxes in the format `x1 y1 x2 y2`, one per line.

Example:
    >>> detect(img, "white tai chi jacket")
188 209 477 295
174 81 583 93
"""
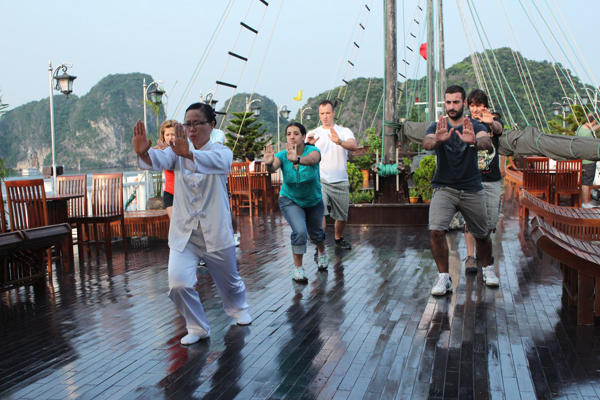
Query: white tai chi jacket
138 139 234 253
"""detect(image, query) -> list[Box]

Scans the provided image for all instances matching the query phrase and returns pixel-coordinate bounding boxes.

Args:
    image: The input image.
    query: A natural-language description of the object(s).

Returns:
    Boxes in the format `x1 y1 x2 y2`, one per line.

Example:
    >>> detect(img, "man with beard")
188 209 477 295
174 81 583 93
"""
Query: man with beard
462 89 504 287
423 85 493 296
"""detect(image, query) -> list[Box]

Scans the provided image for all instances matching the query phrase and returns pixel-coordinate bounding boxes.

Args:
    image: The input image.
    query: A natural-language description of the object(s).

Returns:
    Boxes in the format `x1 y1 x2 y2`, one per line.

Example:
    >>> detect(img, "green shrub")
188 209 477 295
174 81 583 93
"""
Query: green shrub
350 190 374 204
347 161 364 193
409 188 418 198
356 155 374 170
413 156 436 201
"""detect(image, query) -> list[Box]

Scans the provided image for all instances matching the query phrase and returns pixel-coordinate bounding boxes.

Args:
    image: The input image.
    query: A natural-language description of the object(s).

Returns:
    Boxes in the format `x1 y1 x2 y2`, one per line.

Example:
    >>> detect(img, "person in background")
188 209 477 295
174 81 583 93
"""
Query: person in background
132 102 251 345
154 120 178 219
576 112 600 208
264 122 328 282
462 89 503 287
306 100 358 254
245 152 256 172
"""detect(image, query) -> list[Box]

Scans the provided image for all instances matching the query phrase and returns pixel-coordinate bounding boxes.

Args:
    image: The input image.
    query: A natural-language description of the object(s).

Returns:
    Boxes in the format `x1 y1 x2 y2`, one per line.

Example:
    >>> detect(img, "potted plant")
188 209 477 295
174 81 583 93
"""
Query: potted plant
356 155 374 184
147 171 165 210
349 190 374 204
413 156 436 204
347 161 364 193
409 188 419 204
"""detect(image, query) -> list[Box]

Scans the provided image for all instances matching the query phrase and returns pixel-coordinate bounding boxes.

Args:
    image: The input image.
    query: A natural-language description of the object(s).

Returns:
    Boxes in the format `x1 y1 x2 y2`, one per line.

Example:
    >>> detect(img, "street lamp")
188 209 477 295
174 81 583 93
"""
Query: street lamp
143 78 165 131
48 61 77 192
277 104 291 152
200 91 219 108
552 102 566 128
300 106 312 124
245 97 261 116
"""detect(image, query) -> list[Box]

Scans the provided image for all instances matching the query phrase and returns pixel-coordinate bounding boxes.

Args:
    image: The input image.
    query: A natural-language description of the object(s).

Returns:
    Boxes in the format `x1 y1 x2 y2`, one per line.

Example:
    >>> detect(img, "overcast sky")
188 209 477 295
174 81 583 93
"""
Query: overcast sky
1 0 598 121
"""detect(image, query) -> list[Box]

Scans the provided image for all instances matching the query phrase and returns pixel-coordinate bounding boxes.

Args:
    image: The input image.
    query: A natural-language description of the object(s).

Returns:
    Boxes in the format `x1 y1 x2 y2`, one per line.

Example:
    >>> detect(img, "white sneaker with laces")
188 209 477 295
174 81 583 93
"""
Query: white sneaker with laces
483 266 500 287
180 331 210 345
237 309 253 326
431 273 452 296
292 267 308 282
582 202 594 209
317 251 329 270
234 232 241 247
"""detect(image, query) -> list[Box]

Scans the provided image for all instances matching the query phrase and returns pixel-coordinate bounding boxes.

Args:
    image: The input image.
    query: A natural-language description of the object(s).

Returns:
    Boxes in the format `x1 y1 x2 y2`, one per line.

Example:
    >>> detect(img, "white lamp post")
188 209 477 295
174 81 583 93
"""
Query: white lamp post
48 61 76 192
245 97 262 116
277 104 291 152
143 78 165 129
300 106 312 124
200 91 219 108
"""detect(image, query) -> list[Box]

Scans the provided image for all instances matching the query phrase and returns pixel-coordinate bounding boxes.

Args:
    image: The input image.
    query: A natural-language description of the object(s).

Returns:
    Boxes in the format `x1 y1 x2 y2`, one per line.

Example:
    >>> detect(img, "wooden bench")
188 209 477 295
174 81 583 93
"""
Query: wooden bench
0 224 71 290
519 189 600 240
504 167 523 199
531 217 600 325
90 210 170 241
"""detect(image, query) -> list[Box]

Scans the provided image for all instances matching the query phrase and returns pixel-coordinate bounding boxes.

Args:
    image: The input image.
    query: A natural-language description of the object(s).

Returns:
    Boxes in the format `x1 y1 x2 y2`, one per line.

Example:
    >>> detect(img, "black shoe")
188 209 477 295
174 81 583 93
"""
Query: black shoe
335 237 352 250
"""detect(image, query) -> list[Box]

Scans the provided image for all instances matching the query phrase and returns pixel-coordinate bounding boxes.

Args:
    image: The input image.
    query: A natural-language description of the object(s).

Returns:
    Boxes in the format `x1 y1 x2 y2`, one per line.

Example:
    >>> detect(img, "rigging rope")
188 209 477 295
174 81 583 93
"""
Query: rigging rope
171 0 235 118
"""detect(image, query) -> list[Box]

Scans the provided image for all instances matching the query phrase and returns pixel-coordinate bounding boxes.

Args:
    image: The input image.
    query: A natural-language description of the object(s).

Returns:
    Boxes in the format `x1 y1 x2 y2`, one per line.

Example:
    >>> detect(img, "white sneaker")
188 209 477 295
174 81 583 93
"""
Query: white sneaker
180 331 209 345
582 202 594 209
237 309 253 326
317 251 329 270
198 259 206 266
483 266 500 287
234 232 241 247
292 267 308 282
431 273 452 296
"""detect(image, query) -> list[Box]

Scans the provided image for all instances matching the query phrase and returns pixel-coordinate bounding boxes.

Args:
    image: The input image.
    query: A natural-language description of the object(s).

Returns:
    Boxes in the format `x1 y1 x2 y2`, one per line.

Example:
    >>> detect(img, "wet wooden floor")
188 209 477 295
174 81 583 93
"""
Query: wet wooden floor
2 197 600 400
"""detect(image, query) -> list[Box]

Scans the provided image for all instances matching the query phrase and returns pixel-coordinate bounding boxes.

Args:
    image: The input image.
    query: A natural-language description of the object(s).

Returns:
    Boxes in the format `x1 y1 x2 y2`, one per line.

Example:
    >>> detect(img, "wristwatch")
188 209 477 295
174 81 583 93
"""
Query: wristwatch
337 138 344 146
470 138 478 147
294 156 301 164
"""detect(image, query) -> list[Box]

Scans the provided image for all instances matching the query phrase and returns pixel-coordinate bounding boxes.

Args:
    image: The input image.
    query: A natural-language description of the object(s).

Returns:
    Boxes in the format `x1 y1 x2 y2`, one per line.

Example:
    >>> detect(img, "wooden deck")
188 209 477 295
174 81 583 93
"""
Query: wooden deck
2 194 600 399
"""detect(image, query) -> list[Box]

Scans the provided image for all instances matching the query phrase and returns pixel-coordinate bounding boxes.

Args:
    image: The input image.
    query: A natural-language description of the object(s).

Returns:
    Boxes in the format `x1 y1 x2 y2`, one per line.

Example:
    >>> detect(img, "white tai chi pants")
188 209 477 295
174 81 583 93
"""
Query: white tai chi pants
168 240 249 336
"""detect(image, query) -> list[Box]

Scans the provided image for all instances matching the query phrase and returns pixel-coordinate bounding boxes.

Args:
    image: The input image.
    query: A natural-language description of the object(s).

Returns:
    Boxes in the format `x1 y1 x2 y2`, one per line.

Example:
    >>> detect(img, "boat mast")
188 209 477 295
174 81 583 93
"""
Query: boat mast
383 0 398 164
427 0 435 122
438 0 445 112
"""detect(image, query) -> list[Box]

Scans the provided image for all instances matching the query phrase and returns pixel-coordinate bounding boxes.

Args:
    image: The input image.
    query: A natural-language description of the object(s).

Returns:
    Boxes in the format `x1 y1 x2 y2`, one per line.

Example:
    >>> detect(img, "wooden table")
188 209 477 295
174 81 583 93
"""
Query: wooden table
46 194 83 272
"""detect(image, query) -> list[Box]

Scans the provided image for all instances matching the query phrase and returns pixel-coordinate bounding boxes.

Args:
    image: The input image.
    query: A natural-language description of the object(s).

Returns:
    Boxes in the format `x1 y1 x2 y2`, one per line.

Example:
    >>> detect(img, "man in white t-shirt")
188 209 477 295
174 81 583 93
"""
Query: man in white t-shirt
306 100 358 250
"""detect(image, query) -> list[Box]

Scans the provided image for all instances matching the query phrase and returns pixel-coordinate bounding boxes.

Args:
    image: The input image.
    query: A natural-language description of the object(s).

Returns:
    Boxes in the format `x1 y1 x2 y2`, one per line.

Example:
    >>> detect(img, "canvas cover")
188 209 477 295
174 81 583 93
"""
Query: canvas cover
398 121 600 161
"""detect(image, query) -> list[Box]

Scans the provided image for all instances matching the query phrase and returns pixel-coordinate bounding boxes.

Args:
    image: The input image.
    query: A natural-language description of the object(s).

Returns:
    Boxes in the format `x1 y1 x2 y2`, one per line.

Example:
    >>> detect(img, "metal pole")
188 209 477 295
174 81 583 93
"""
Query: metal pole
427 0 435 122
277 108 281 153
48 61 57 192
438 0 445 119
143 78 147 128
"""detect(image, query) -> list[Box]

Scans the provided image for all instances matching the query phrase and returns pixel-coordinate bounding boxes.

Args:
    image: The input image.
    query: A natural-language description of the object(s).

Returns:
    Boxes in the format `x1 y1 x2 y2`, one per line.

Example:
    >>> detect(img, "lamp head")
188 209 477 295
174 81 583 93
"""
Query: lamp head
54 72 77 97
148 86 166 105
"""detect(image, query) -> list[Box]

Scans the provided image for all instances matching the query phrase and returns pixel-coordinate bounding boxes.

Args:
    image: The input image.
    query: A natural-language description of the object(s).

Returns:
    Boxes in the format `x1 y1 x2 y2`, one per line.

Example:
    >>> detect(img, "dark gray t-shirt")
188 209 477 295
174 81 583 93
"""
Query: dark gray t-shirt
426 117 488 191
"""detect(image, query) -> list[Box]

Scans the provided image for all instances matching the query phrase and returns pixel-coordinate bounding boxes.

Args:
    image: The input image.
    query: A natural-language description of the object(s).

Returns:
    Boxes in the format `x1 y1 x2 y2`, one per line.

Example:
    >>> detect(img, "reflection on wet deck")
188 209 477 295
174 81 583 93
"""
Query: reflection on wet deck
1 198 600 399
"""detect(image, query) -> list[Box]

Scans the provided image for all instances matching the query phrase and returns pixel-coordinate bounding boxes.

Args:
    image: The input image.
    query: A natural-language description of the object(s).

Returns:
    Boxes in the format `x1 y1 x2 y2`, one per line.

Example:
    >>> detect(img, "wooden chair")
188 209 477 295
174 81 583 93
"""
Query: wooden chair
57 175 88 222
249 161 275 213
4 179 52 274
72 173 127 261
523 157 551 202
554 160 582 207
228 163 258 216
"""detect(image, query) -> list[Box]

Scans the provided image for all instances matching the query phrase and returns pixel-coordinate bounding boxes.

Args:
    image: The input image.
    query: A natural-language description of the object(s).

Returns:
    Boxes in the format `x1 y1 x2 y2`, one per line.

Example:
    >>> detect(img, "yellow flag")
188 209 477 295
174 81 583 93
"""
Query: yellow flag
293 90 302 101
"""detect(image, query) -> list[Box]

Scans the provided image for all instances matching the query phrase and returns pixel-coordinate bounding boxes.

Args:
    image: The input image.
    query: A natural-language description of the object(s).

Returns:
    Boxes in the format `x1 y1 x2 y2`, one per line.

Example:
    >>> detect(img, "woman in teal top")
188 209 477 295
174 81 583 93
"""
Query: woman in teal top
264 122 328 282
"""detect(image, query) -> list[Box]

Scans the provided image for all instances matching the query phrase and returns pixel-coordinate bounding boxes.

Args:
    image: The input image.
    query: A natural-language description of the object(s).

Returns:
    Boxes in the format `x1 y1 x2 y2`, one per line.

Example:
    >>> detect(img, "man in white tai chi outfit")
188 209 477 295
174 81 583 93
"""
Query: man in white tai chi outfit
133 102 252 345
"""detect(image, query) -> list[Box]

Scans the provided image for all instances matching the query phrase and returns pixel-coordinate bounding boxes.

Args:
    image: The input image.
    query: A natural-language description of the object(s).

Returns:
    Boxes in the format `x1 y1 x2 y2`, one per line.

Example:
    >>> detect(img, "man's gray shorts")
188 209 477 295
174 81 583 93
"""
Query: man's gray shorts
428 186 488 239
321 180 350 221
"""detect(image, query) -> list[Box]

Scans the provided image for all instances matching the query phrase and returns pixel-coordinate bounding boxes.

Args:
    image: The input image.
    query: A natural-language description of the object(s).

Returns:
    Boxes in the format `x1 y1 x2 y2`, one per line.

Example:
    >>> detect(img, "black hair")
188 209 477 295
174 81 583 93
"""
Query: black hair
244 152 255 161
466 89 489 108
285 122 307 137
185 102 217 124
445 85 466 101
318 99 335 111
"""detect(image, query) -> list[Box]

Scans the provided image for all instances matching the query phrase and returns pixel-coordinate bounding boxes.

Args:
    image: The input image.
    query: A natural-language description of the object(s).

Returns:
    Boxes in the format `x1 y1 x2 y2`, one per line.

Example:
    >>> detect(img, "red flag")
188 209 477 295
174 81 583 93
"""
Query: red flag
419 43 427 60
